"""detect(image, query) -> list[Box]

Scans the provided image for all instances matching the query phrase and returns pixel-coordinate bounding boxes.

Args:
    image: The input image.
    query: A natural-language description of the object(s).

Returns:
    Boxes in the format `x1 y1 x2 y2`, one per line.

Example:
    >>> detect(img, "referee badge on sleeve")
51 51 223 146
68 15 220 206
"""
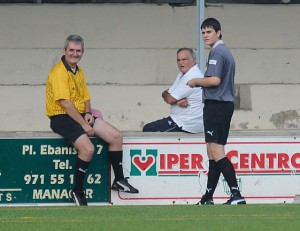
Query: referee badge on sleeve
209 59 217 65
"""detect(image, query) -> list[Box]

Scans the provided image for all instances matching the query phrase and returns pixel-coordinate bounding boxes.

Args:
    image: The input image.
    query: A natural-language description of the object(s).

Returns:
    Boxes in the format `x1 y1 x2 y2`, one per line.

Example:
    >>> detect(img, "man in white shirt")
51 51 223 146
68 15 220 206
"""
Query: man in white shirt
143 48 204 133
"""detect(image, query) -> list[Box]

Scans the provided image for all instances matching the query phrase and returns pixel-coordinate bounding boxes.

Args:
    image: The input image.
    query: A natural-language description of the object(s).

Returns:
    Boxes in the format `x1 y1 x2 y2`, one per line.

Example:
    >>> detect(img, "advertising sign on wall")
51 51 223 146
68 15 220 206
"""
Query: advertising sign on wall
0 137 109 206
111 135 300 205
1 133 299 206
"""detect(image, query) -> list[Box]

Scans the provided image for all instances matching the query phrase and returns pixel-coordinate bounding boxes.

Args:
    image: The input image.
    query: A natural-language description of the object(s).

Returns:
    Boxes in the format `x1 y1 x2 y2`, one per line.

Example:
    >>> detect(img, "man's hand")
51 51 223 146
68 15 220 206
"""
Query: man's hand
187 79 198 88
84 113 94 126
177 99 189 108
82 123 95 137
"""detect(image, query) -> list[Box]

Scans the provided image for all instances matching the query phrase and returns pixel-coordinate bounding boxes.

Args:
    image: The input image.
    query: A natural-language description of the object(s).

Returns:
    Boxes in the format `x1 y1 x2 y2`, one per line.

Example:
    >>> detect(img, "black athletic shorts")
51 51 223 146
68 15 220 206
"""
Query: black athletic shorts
50 114 86 144
203 100 234 145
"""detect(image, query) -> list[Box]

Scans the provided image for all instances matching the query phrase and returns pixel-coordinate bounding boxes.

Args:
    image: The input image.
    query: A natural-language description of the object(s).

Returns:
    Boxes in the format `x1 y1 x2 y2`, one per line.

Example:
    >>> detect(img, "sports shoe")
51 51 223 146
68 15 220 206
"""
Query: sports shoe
71 190 88 206
196 195 214 205
223 193 246 205
111 178 139 194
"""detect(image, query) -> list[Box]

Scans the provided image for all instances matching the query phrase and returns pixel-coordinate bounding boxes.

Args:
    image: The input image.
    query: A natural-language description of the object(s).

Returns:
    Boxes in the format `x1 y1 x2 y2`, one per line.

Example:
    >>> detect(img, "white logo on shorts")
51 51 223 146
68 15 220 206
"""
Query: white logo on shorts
207 130 214 136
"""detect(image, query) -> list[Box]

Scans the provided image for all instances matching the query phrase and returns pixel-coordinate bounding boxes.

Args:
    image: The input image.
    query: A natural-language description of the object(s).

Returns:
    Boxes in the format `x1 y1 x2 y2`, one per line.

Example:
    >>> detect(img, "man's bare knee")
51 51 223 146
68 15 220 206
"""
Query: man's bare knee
86 145 95 156
113 131 123 142
78 145 94 161
74 135 95 161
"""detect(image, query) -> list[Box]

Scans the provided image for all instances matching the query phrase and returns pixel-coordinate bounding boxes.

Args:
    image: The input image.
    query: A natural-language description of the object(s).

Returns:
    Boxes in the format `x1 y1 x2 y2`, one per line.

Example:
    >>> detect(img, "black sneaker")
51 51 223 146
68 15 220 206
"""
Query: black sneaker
111 178 139 194
71 190 87 206
223 194 246 205
196 195 214 205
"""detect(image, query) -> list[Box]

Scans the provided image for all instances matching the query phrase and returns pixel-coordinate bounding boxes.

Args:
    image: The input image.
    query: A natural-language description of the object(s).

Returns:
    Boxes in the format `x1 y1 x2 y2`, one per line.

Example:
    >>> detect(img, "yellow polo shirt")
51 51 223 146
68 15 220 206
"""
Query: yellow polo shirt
46 59 91 117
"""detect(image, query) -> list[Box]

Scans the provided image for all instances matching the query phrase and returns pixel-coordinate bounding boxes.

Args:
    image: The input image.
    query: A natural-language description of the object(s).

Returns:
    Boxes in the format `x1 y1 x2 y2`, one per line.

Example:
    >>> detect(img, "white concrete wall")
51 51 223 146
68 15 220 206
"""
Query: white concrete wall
0 3 299 131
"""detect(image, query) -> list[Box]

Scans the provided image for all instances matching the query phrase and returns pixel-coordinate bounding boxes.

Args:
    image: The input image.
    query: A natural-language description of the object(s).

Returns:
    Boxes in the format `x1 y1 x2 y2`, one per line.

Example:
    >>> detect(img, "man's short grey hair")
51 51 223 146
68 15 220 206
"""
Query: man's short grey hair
64 35 84 50
177 48 196 61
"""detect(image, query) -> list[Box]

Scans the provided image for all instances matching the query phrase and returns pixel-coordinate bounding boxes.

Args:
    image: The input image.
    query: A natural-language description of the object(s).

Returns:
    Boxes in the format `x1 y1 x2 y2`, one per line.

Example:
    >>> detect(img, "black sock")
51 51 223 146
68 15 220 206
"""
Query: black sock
204 160 221 199
109 151 124 181
73 157 90 192
217 157 241 196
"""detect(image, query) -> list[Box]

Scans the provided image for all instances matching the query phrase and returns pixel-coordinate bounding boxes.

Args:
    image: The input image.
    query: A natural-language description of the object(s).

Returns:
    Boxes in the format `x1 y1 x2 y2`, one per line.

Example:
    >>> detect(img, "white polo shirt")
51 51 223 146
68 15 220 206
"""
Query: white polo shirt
168 65 204 133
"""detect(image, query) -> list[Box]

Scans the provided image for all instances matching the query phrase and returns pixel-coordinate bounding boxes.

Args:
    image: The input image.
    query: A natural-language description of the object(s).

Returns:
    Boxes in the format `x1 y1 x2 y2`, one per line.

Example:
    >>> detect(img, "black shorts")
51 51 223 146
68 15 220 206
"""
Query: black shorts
50 114 86 144
203 100 234 145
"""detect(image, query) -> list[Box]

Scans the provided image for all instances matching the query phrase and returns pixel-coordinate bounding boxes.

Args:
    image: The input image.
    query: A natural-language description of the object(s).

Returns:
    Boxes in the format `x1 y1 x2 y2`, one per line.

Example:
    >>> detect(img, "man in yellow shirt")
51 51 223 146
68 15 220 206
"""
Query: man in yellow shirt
46 35 138 206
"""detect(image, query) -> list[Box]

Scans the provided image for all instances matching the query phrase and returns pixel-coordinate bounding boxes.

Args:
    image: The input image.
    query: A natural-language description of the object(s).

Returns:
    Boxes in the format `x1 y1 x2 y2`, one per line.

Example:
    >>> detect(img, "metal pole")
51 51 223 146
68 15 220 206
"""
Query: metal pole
196 0 205 71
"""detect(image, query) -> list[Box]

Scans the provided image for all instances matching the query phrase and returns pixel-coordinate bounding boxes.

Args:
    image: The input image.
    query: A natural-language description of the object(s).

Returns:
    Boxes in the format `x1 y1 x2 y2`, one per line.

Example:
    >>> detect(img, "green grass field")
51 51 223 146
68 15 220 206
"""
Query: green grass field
0 204 300 231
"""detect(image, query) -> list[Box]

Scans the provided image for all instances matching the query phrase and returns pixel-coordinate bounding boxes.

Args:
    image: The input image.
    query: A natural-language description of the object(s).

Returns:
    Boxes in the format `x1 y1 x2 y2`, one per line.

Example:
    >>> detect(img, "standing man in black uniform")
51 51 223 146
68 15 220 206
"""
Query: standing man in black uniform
187 18 246 205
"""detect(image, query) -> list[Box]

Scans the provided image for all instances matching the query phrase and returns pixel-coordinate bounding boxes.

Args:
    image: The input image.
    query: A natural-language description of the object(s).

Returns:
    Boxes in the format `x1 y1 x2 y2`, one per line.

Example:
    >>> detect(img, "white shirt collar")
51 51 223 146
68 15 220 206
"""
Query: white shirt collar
212 40 224 49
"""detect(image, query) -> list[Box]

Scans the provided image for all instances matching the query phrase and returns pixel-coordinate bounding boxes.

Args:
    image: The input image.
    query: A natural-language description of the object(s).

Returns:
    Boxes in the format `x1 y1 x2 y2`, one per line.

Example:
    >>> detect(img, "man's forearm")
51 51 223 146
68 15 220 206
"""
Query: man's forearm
162 91 178 105
84 100 92 113
162 90 168 98
59 99 87 126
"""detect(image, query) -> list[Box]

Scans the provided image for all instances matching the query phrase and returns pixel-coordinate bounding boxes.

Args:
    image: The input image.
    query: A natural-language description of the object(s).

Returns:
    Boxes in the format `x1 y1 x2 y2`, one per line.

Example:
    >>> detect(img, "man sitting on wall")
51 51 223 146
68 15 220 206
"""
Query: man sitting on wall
143 48 204 133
